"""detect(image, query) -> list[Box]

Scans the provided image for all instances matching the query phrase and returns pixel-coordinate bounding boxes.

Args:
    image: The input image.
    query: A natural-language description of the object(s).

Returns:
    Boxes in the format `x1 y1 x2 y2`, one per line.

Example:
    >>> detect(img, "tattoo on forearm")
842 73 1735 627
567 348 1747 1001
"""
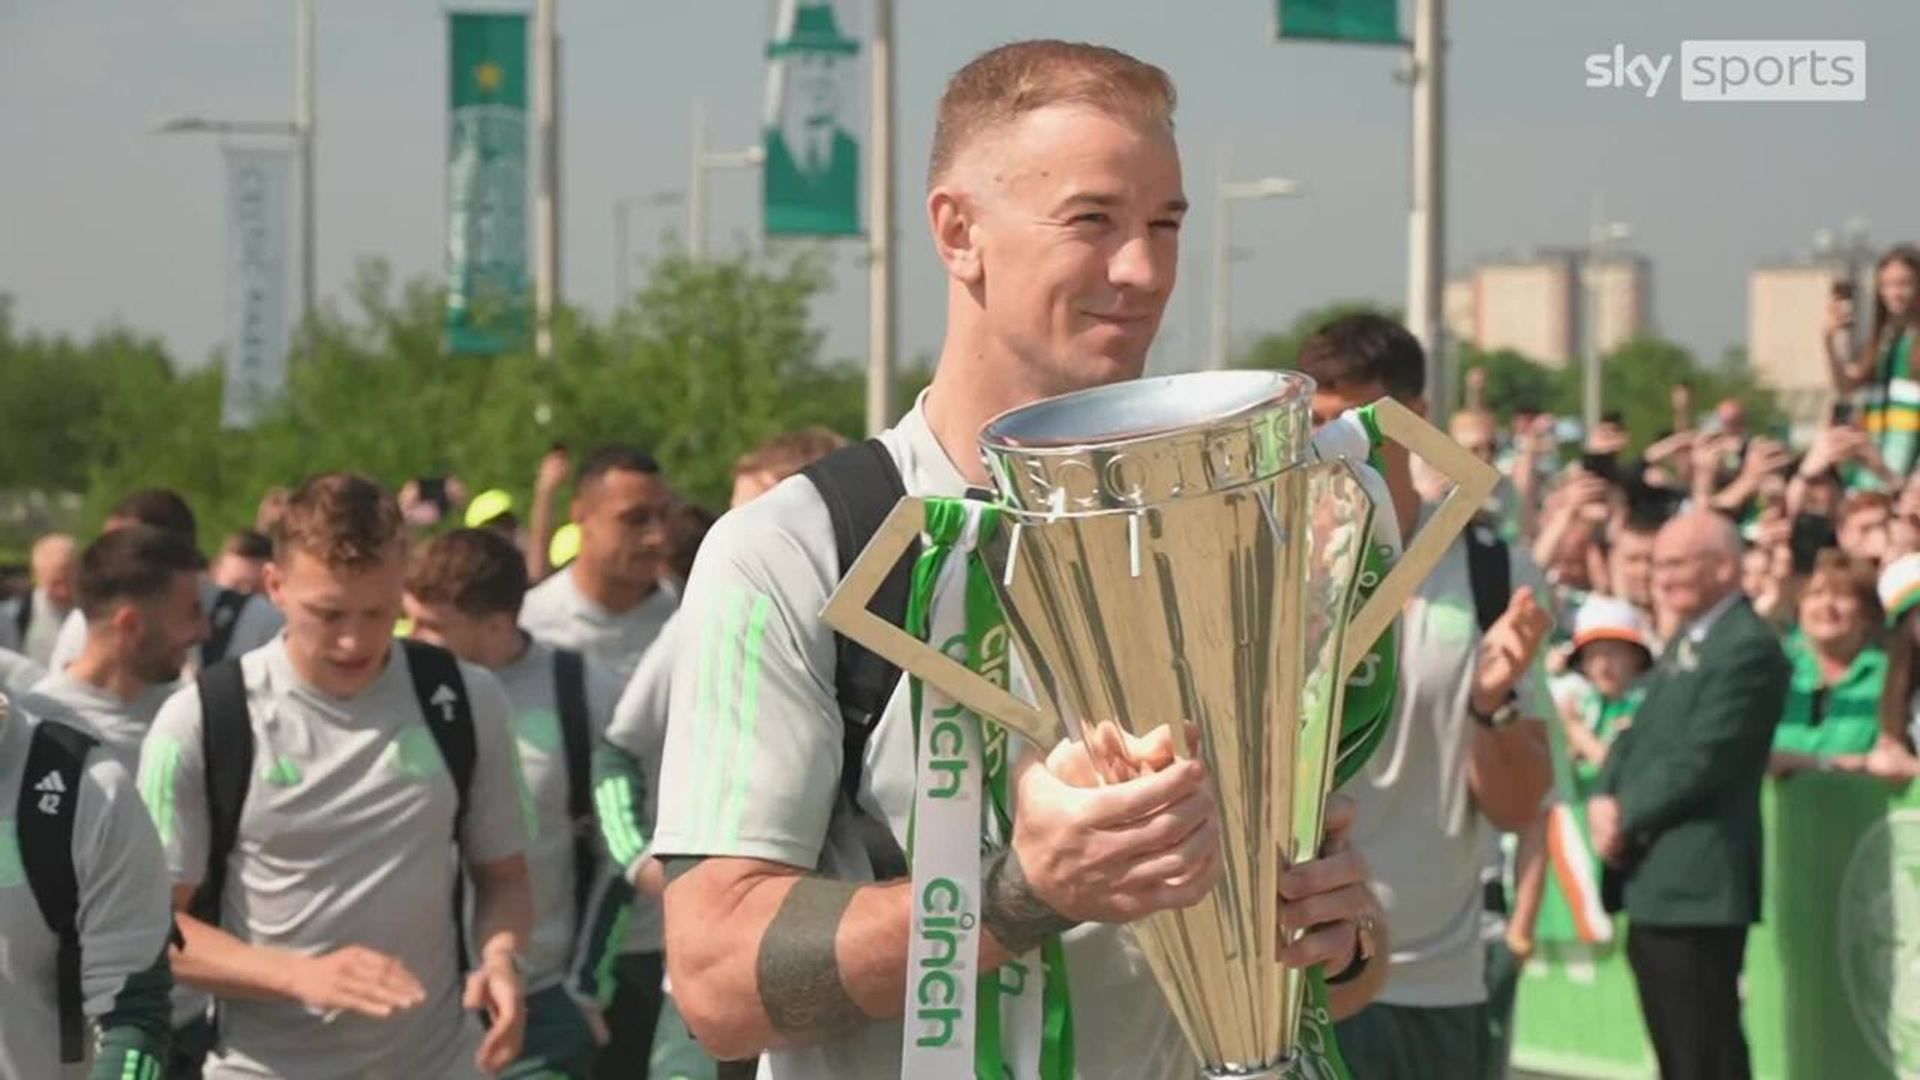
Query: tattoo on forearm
983 847 1078 955
755 878 869 1040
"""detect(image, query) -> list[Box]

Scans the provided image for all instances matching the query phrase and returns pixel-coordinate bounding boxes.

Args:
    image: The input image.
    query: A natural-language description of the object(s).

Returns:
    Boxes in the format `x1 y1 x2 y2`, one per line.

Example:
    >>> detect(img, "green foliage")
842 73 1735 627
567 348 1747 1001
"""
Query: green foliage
0 247 869 552
1454 346 1562 419
1452 336 1787 451
0 270 1790 556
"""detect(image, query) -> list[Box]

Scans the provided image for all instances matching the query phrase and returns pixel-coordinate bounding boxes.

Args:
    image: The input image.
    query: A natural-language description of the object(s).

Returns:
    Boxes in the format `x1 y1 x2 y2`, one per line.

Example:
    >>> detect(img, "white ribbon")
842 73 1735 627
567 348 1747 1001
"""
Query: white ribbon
902 505 988 1077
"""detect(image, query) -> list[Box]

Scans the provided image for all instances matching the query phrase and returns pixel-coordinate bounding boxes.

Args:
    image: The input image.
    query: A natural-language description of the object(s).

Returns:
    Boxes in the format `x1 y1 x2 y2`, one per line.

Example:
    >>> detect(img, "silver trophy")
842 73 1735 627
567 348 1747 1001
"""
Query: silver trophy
823 370 1496 1077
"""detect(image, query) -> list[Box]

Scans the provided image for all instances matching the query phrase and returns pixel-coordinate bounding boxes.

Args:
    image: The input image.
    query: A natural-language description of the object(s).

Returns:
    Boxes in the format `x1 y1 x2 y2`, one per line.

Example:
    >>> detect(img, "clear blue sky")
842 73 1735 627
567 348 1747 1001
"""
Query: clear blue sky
1 0 1912 376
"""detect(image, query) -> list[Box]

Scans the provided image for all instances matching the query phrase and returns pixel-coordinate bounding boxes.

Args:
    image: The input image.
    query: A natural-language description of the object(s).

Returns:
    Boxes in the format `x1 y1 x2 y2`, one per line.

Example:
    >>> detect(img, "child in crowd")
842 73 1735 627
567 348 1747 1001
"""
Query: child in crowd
1509 597 1654 956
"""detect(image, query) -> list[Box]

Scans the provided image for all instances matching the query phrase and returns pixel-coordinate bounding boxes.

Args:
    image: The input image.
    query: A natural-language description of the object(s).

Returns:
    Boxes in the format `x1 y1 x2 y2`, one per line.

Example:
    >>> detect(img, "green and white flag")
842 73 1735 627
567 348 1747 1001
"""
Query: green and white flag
1277 0 1402 44
446 11 530 355
222 146 292 430
763 0 862 237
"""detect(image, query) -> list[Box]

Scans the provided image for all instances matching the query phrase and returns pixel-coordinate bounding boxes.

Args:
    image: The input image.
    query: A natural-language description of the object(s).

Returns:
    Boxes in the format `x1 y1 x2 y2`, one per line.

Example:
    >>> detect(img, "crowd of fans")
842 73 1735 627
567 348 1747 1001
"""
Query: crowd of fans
1467 245 1920 797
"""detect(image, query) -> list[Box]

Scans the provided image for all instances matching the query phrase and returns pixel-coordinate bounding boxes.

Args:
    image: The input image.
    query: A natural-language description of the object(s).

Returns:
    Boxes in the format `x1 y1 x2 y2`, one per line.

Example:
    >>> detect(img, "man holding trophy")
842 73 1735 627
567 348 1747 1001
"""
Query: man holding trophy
653 40 1495 1079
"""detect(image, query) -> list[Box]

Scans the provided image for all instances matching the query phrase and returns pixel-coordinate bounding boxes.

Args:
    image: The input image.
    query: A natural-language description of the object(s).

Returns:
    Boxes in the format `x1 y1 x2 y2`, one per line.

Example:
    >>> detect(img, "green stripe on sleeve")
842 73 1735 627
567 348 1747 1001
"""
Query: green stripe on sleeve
717 594 773 848
138 737 181 848
698 589 747 850
568 871 636 1005
594 776 647 867
90 948 172 1080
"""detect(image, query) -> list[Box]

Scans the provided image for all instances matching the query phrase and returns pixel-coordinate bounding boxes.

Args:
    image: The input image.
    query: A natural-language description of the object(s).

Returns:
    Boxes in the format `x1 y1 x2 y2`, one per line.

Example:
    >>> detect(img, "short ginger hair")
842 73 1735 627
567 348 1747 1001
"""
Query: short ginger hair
732 427 849 483
927 40 1176 190
272 473 405 569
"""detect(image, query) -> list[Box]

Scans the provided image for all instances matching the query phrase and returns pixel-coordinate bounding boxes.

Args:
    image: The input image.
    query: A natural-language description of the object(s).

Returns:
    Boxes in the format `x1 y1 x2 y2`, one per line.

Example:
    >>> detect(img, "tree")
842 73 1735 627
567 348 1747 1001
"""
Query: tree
1454 346 1561 420
1576 337 1782 449
39 245 867 551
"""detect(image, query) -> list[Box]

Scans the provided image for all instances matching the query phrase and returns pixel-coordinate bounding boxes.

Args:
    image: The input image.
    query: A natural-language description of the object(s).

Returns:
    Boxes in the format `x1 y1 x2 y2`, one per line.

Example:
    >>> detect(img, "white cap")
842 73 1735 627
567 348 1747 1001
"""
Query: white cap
1571 595 1652 655
1879 553 1920 627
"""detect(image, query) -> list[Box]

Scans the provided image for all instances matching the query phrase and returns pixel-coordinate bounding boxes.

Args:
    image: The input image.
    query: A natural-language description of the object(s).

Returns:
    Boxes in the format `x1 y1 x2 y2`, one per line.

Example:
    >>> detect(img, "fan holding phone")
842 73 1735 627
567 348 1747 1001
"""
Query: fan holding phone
1824 246 1920 486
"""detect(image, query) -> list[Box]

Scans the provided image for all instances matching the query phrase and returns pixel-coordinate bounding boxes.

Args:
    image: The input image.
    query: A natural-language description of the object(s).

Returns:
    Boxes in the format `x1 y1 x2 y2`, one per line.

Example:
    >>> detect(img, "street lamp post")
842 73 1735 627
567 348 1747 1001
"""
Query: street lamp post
153 117 305 332
1583 198 1632 434
1406 0 1447 416
613 190 685 303
155 1 316 352
687 101 765 262
1211 153 1300 371
295 0 315 349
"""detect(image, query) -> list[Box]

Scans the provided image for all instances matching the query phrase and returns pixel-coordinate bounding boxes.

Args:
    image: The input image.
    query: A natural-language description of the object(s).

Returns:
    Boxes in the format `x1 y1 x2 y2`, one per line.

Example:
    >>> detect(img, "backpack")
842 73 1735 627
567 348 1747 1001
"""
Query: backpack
1464 519 1515 917
17 717 100 1063
1464 520 1512 634
12 592 31 648
200 588 254 668
550 647 596 931
801 439 920 879
190 641 477 967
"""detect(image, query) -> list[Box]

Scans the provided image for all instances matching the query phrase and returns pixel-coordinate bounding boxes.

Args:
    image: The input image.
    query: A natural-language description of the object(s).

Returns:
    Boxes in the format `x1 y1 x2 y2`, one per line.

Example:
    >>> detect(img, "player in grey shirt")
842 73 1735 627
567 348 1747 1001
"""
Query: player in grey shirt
0 698 174 1079
595 427 849 1045
20 525 209 772
654 42 1387 1080
49 489 282 677
139 473 534 1080
519 444 678 683
0 532 77 667
406 528 630 1079
0 645 48 699
518 443 678 1076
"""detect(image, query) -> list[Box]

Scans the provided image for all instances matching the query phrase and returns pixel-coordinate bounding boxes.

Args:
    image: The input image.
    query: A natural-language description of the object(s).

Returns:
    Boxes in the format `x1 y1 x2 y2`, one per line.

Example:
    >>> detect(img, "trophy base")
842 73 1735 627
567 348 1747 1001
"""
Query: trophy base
1203 1054 1296 1080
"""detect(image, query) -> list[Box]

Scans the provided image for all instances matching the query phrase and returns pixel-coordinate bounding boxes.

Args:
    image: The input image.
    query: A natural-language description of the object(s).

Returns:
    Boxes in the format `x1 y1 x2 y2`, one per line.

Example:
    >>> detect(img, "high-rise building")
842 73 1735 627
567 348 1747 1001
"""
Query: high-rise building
1749 261 1848 427
1746 224 1877 431
1446 251 1652 368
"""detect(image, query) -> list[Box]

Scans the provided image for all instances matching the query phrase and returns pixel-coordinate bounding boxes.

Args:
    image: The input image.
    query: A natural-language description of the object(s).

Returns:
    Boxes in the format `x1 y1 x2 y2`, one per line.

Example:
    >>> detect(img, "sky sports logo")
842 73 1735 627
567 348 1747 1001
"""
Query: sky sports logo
1585 40 1865 102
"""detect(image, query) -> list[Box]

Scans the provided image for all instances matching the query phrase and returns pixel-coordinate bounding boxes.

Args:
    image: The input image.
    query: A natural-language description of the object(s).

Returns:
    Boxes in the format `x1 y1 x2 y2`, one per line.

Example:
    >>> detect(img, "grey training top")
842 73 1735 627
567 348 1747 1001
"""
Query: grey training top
140 636 529 1080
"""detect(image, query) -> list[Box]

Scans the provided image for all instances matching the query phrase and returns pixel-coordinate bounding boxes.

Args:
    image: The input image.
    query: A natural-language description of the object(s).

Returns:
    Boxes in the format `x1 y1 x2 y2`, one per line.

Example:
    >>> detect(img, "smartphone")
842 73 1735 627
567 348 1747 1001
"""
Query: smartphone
1831 401 1857 426
417 476 450 516
1580 451 1620 485
1789 513 1839 576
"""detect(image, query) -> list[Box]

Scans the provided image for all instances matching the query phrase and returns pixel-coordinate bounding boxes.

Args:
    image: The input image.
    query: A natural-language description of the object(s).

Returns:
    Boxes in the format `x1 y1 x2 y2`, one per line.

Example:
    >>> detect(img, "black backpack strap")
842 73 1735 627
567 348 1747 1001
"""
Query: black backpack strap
192 658 254 929
801 438 917 880
13 592 31 645
1464 521 1512 634
400 639 476 971
552 647 596 931
201 589 252 667
19 718 97 1063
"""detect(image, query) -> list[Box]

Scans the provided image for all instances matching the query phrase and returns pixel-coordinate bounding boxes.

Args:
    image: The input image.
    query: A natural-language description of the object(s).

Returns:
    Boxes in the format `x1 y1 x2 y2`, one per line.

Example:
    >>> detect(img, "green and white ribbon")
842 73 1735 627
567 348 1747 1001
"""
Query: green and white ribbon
1309 404 1404 787
902 499 988 1076
903 498 1073 1080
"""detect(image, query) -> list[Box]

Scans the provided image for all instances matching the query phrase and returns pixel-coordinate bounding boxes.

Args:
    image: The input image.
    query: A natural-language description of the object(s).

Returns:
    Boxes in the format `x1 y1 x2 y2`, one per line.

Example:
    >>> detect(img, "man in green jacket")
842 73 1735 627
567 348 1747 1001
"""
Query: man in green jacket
1589 511 1790 1080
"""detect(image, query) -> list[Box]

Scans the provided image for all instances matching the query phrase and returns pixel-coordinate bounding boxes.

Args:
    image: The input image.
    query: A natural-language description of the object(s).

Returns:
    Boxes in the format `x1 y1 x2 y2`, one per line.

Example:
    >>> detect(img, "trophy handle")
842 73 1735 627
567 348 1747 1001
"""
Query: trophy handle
818 496 1061 751
1340 398 1501 678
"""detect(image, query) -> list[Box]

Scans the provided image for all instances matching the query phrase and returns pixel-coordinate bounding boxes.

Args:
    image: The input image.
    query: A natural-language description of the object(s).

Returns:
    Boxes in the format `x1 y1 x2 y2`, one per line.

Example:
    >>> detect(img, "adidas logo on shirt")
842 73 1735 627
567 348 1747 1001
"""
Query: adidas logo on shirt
35 770 66 815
